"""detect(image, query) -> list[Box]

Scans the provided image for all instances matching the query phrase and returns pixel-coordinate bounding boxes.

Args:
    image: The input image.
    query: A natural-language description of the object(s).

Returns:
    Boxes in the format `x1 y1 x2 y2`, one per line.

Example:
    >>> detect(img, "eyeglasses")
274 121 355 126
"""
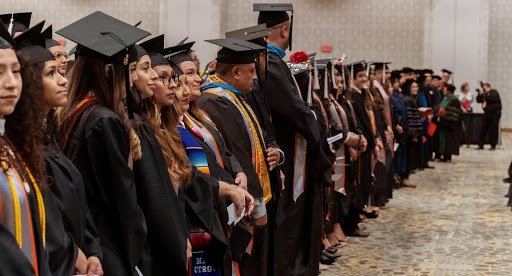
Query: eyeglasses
53 52 69 60
160 72 180 87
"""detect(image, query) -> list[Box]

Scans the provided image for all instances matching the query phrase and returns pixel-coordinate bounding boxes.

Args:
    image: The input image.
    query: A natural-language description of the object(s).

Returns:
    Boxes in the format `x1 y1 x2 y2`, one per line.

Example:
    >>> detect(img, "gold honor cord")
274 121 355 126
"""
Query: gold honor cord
24 164 46 247
1 160 22 247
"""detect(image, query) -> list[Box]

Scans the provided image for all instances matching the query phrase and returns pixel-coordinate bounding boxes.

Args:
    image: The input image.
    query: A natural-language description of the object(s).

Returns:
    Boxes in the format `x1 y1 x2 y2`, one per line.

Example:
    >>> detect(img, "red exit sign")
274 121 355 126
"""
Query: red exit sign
322 45 331 52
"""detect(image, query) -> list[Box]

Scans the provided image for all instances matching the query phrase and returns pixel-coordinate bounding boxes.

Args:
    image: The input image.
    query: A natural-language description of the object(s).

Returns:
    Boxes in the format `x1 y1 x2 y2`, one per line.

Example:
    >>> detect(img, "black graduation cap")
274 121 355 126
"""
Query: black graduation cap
0 18 15 49
402 67 414 74
372 62 391 71
441 68 452 75
432 75 441 80
346 60 366 78
253 3 293 50
15 21 55 65
206 38 264 65
423 69 434 75
163 41 195 74
225 24 267 47
177 37 188 45
56 11 150 62
139 35 168 68
0 12 31 36
42 25 61 49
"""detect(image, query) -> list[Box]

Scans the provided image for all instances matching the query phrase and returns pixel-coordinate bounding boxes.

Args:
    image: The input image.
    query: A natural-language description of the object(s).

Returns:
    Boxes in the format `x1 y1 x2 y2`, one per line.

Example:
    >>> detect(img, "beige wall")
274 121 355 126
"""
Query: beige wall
221 0 430 70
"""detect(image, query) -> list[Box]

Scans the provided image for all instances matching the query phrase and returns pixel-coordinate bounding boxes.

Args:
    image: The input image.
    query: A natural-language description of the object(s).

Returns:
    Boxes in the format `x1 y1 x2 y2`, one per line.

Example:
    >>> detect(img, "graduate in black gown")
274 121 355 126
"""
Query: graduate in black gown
57 12 150 275
253 4 324 275
130 35 191 275
0 21 52 276
15 22 103 275
198 37 282 276
433 85 462 162
402 79 423 186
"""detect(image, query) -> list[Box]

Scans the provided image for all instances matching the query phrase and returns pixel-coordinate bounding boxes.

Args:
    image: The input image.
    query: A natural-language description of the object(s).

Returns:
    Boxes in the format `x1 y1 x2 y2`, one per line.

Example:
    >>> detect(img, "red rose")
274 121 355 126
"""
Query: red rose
290 51 309 63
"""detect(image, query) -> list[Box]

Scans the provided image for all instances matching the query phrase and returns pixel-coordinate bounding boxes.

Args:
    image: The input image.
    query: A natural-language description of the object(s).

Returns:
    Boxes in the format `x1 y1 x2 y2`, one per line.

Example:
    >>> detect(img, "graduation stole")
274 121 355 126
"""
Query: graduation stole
182 113 224 168
177 125 210 175
201 75 271 204
328 95 347 196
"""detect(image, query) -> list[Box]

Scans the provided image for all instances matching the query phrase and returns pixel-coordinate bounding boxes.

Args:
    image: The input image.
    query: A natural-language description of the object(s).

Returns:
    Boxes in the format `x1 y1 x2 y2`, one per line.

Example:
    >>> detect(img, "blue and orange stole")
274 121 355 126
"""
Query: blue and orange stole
177 125 210 175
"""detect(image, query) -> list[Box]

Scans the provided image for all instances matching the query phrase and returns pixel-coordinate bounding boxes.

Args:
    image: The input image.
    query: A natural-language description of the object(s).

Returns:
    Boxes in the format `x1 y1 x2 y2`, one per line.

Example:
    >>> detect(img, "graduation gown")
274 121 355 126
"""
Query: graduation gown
259 52 322 276
434 97 462 158
404 96 423 172
350 89 375 208
197 89 277 276
43 138 102 275
63 106 147 276
131 114 189 276
180 121 253 275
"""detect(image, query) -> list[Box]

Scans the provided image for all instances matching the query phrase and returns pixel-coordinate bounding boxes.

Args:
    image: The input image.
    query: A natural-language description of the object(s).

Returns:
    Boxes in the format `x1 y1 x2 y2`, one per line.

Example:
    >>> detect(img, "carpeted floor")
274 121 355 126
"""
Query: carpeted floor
323 133 512 276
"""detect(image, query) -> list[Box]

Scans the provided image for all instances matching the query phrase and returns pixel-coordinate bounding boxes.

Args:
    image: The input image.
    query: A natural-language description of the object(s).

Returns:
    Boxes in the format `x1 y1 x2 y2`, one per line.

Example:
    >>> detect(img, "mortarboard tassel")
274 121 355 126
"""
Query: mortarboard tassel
7 13 14 35
331 62 338 90
342 66 346 89
382 64 386 84
350 64 354 87
366 62 370 77
323 69 328 99
313 61 320 90
307 71 312 106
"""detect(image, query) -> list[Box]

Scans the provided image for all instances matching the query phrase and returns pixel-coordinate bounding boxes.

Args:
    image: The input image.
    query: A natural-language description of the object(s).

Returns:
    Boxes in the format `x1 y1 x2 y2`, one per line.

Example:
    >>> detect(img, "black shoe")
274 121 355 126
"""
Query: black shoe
325 246 338 254
321 249 342 258
503 178 511 183
490 147 496 151
361 210 379 219
319 254 337 265
476 146 484 150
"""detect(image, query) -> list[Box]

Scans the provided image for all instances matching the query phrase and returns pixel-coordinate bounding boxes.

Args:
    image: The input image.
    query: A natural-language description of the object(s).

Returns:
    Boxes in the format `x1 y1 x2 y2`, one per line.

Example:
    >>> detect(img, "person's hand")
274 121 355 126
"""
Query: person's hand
75 249 88 275
395 125 403 134
280 170 285 190
345 132 360 148
477 87 483 94
86 256 103 276
360 135 368 152
234 172 248 191
412 137 419 143
266 147 280 171
372 146 379 160
251 213 268 228
228 186 254 217
348 147 359 161
376 139 384 150
186 239 192 260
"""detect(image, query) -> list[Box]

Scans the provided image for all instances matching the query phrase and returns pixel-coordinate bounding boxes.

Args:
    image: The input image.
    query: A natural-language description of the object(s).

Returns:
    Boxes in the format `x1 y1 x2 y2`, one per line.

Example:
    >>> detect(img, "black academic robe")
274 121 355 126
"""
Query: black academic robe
349 90 375 208
63 106 147 276
197 91 278 276
43 138 102 275
260 52 322 276
131 115 189 276
434 98 462 158
181 123 252 275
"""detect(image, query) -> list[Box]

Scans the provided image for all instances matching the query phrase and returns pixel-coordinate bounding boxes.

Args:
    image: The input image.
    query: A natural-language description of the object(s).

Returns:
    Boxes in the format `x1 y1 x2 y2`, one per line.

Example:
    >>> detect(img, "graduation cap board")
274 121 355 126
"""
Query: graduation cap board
206 38 264 65
56 11 150 60
225 24 267 47
163 41 195 74
0 12 31 36
15 21 55 65
140 35 168 68
42 25 61 49
253 3 293 51
56 11 151 119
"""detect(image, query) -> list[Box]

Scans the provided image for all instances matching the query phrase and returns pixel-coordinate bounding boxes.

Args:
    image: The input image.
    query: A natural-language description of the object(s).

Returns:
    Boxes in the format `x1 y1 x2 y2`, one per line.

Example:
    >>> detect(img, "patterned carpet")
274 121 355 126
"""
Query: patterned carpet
323 133 512 276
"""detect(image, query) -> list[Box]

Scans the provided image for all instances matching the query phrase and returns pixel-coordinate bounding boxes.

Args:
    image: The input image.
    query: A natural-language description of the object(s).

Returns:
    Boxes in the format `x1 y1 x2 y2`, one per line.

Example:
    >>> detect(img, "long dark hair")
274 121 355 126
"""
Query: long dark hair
6 53 46 186
58 55 141 160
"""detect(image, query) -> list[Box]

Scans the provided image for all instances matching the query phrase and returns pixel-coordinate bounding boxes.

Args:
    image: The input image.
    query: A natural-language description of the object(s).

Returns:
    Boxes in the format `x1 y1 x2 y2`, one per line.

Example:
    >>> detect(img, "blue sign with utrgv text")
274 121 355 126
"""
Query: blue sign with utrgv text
191 251 221 276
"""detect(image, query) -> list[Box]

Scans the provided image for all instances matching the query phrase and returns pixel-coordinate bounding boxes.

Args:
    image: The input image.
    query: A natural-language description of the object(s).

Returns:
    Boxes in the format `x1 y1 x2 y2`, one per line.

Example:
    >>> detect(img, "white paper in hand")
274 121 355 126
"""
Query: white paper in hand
327 133 344 144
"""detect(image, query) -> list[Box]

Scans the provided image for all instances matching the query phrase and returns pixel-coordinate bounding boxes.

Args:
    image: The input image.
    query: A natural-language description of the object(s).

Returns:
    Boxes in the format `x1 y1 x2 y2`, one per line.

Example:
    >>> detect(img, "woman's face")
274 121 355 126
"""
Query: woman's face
175 75 191 114
152 65 177 108
42 60 68 108
179 61 201 101
410 82 419 95
0 49 22 118
134 55 158 99
48 45 68 76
